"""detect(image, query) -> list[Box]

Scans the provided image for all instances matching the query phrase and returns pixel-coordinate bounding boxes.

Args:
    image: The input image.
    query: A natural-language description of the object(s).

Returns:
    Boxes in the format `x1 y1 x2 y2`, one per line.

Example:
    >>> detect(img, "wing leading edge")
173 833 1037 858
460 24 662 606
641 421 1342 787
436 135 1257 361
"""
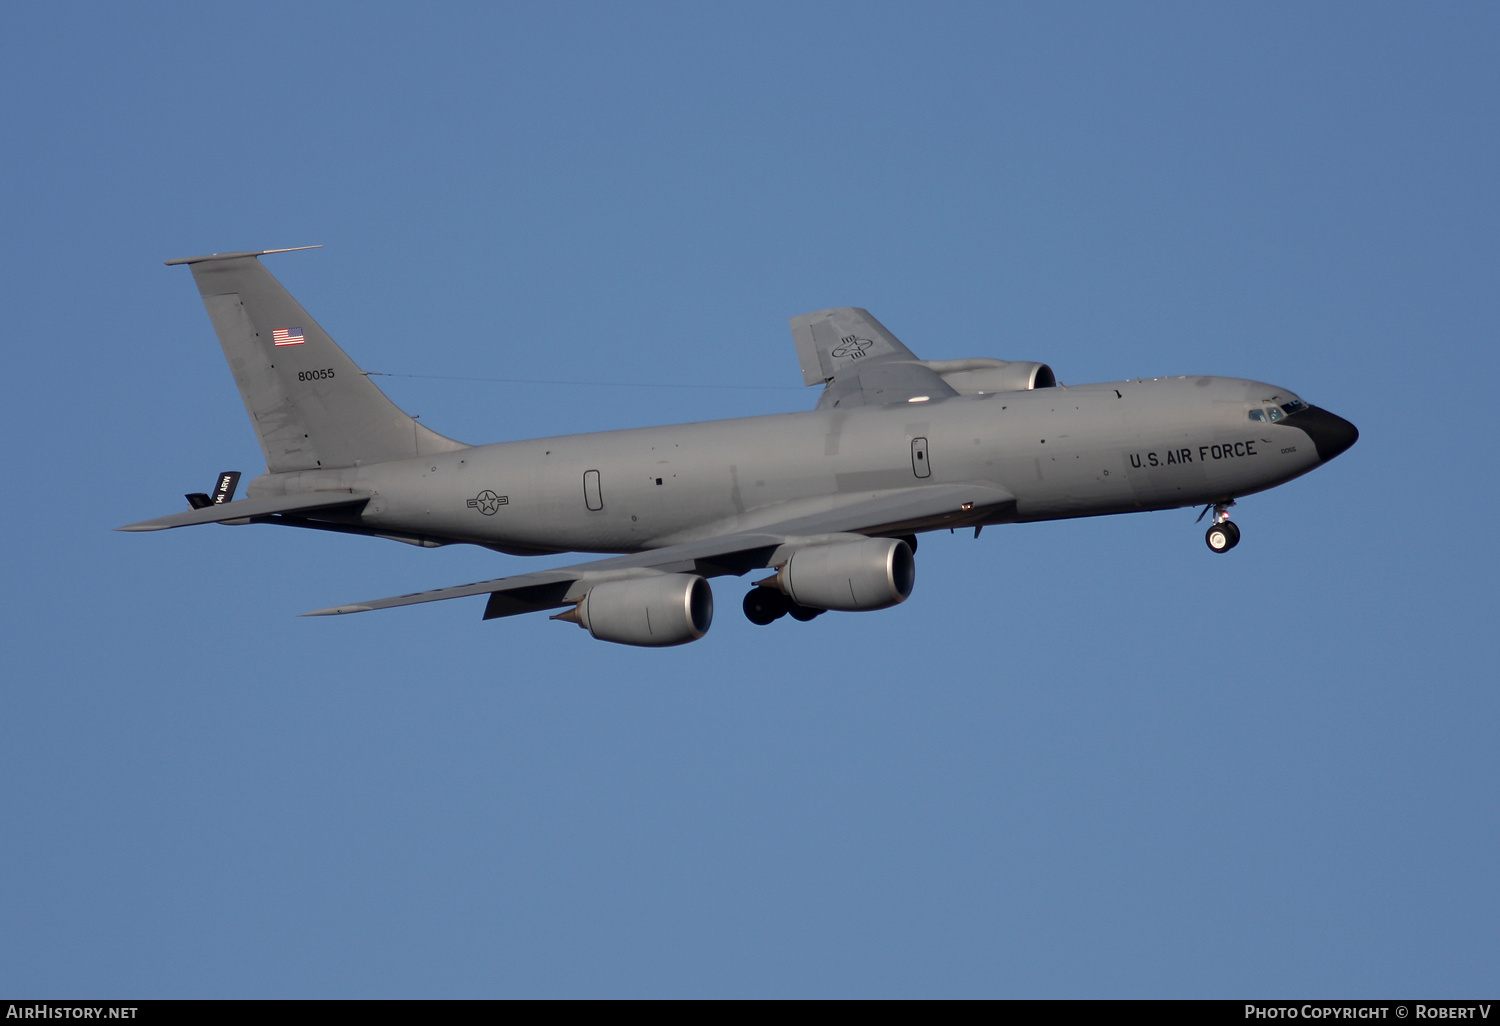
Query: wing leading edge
303 483 1016 620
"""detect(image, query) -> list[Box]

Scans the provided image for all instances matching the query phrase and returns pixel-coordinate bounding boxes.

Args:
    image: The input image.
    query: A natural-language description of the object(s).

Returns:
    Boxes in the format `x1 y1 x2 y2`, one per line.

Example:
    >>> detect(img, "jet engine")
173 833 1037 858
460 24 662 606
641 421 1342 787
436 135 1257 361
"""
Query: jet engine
558 573 714 647
919 358 1056 394
769 537 915 612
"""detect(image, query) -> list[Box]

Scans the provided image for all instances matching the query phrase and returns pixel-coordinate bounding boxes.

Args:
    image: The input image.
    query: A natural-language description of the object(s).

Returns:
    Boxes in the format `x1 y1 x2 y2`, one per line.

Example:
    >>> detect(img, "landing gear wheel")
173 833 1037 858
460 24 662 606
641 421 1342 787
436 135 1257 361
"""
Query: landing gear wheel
787 603 824 622
743 588 790 625
1205 520 1241 553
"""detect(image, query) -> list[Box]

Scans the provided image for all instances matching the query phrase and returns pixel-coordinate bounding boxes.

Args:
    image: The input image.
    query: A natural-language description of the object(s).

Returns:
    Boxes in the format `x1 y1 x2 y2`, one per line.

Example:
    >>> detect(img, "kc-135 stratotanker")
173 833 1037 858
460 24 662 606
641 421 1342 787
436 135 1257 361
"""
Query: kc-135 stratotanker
121 247 1358 646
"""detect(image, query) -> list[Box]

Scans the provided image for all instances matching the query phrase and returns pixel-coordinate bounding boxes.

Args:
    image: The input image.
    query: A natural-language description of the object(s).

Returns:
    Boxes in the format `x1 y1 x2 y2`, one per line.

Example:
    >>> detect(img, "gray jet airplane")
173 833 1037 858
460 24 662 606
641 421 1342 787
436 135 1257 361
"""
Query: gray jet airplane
121 247 1358 646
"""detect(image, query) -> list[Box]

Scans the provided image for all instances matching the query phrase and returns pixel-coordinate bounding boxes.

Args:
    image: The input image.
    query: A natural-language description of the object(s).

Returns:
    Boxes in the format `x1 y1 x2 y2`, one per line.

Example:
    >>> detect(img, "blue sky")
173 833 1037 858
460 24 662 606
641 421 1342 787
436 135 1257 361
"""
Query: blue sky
1 2 1496 997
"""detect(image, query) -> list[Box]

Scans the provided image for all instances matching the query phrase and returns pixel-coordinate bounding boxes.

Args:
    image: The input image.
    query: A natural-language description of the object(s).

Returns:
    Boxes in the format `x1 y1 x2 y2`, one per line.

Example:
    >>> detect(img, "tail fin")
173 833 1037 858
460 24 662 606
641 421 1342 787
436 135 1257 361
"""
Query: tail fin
167 247 466 472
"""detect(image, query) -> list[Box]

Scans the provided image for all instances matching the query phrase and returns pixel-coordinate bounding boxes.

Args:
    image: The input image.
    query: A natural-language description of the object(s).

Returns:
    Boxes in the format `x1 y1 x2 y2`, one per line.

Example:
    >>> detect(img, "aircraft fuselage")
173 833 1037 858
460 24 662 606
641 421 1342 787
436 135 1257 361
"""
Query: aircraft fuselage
127 251 1361 642
248 374 1342 555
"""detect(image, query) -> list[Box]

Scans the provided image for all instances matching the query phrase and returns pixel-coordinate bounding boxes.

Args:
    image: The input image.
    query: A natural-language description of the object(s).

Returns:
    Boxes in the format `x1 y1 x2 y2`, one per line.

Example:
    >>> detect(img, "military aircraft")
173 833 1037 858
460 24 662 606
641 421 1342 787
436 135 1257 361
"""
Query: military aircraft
120 247 1358 646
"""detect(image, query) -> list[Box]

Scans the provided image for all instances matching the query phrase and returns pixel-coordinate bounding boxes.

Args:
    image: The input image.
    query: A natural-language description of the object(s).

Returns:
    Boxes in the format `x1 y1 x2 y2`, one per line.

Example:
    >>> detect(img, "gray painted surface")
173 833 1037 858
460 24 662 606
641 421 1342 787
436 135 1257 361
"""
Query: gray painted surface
178 250 465 472
121 251 1357 630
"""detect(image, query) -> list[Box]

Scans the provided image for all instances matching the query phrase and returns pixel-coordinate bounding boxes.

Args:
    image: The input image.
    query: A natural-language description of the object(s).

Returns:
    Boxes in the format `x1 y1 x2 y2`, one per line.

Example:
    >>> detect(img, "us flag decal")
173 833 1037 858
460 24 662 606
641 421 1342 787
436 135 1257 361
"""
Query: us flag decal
272 327 306 346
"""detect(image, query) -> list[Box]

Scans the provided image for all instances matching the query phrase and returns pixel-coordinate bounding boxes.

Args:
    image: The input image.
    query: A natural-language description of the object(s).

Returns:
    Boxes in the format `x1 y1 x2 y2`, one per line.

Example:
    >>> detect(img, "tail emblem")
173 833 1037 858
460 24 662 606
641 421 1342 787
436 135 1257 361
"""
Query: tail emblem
831 335 873 360
272 327 306 347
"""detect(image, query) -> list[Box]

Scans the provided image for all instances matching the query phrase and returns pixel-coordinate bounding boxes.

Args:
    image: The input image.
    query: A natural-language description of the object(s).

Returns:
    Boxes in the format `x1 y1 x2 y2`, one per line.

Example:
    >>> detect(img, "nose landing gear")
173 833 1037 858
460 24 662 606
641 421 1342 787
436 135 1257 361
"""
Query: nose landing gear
1206 519 1240 553
1200 501 1240 553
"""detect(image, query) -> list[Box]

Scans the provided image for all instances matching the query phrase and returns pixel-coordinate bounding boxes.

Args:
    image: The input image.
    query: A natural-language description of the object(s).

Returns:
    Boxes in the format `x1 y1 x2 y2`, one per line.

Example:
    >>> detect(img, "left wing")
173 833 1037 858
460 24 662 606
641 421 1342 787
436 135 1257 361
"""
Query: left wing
789 307 958 409
304 483 1015 620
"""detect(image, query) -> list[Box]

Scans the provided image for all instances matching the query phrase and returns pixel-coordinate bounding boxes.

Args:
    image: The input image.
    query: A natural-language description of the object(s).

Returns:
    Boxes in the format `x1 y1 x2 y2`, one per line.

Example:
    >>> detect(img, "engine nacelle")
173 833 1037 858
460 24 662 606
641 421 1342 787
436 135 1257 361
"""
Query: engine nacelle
565 573 714 647
773 537 915 612
920 358 1056 394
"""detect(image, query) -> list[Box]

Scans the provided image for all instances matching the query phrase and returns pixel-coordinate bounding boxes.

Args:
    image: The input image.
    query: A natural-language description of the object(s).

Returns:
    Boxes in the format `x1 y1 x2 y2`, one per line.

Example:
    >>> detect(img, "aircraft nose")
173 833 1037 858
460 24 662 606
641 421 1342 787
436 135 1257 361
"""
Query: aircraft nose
1291 406 1359 463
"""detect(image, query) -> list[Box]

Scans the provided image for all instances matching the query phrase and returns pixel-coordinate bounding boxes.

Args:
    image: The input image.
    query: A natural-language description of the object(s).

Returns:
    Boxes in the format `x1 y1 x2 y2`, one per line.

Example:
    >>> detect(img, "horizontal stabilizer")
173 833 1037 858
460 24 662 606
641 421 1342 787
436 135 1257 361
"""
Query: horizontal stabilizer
164 245 323 266
117 491 371 532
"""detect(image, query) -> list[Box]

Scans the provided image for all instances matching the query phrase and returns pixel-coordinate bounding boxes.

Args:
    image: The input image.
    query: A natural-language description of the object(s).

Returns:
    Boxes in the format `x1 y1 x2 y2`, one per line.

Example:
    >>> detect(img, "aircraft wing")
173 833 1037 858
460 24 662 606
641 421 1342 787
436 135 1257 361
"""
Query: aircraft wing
789 307 958 409
116 491 372 531
303 482 1015 620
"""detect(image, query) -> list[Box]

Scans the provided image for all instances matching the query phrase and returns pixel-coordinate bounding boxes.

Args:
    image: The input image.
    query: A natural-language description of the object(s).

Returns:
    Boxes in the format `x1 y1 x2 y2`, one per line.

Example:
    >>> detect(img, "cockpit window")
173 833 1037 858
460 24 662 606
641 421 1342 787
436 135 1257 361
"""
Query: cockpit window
1267 406 1285 422
1282 399 1307 415
1248 408 1264 422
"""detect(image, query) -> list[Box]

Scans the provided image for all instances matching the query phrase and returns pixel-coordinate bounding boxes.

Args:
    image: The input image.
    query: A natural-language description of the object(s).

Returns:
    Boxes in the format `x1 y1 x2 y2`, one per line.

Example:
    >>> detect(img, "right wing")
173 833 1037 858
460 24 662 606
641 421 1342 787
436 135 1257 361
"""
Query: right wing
304 483 1015 620
789 307 958 409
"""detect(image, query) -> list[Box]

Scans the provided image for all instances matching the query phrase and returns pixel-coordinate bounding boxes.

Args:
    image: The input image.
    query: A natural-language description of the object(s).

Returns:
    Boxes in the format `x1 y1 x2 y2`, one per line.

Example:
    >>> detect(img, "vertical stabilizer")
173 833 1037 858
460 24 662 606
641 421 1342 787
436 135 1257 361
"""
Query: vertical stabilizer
167 248 466 472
